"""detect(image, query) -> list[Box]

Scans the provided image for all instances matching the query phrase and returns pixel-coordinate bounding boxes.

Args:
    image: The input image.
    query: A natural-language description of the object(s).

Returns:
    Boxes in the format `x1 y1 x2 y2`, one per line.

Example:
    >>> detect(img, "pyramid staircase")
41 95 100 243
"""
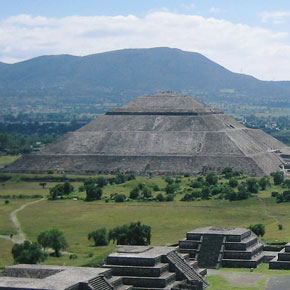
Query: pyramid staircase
103 247 208 290
179 227 264 269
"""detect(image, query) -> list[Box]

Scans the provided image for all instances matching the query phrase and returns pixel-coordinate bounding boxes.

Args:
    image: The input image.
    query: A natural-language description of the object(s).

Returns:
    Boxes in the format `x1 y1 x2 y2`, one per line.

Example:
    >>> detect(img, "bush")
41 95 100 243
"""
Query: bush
166 194 175 201
190 181 202 188
12 240 47 264
109 221 151 245
278 224 283 231
115 194 126 202
4 199 9 204
88 228 109 246
271 171 284 185
271 191 279 197
184 173 190 177
78 185 85 192
141 187 152 198
85 184 102 201
69 254 78 259
201 186 211 200
229 178 238 188
153 184 160 191
259 177 270 190
156 193 165 202
205 173 218 185
249 224 265 237
165 177 174 184
129 187 140 199
246 178 259 194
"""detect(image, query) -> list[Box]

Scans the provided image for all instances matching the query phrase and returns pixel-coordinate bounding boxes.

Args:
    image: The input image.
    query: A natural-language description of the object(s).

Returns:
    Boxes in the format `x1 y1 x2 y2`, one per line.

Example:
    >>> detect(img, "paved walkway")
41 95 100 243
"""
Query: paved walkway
0 198 44 243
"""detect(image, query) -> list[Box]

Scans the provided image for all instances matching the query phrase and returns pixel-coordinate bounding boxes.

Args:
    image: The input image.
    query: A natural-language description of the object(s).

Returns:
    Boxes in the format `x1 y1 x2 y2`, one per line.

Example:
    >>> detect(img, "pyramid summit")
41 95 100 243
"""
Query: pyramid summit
3 92 290 176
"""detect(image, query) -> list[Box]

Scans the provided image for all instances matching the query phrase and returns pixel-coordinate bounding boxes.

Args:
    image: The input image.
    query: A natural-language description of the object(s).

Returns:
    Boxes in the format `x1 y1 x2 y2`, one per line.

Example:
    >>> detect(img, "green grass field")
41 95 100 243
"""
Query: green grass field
1 164 290 290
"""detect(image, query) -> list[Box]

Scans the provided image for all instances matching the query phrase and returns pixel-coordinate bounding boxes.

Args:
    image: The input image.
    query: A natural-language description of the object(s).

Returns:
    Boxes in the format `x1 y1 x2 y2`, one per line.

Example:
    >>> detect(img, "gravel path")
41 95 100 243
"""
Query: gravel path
0 198 44 244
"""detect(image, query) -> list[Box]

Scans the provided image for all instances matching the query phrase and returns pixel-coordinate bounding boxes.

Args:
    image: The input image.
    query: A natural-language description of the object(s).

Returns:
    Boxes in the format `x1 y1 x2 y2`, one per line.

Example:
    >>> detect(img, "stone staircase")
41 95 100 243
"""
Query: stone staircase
179 227 265 269
103 246 209 290
88 276 112 290
197 236 225 269
166 251 209 289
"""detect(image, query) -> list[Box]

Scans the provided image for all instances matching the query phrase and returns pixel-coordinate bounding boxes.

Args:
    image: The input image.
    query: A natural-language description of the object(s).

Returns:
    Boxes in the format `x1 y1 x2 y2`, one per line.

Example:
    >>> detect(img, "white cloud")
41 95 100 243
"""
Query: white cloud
260 11 290 24
181 3 195 10
209 7 222 14
1 12 290 80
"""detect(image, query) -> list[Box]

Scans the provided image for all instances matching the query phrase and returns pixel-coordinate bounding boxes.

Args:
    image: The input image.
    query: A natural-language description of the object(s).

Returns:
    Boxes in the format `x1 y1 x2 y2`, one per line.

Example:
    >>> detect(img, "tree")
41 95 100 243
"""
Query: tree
88 228 109 246
271 171 284 185
63 181 74 195
229 178 238 188
12 240 47 264
249 224 265 237
85 184 102 201
96 177 108 188
141 187 152 198
246 178 259 193
129 187 140 199
156 193 165 201
109 221 151 245
38 229 68 257
206 173 218 185
258 177 270 190
115 193 126 202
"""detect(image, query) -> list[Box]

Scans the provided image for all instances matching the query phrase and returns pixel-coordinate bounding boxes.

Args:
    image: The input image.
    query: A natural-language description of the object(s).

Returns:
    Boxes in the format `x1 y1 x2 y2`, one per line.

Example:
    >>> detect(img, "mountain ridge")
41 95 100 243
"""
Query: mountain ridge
0 47 290 108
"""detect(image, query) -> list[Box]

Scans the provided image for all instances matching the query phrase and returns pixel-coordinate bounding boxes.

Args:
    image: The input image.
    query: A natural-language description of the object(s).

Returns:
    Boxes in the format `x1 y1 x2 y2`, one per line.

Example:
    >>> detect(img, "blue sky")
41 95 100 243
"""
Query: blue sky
1 0 290 80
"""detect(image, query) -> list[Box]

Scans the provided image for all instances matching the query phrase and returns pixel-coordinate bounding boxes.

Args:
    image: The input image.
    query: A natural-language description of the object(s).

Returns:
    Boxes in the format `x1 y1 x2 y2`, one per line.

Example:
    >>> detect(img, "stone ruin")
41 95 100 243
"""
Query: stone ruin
178 227 264 269
2 227 290 289
269 242 290 270
3 92 290 176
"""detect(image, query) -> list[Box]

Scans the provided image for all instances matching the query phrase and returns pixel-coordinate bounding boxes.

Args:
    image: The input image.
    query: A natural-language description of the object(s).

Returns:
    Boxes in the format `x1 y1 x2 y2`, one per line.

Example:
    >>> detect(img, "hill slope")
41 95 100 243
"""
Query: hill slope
0 47 290 109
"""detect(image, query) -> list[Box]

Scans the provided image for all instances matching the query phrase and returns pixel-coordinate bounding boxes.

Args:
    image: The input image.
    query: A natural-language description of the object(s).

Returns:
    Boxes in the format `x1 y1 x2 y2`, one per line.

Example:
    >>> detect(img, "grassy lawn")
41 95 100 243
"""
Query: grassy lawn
0 239 13 269
1 173 290 277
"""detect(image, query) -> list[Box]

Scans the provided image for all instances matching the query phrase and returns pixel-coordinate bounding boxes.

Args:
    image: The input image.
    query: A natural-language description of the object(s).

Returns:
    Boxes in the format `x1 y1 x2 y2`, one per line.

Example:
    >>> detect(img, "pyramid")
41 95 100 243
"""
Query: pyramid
3 93 290 176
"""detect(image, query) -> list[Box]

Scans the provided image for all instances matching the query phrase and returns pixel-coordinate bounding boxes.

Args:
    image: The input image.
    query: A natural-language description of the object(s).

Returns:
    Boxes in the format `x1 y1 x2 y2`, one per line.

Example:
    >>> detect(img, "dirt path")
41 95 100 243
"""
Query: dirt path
0 198 44 244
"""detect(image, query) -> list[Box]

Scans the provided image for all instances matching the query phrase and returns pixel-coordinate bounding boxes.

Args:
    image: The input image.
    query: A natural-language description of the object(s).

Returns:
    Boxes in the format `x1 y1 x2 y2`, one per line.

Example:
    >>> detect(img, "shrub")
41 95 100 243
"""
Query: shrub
271 191 279 197
109 221 151 245
85 184 102 201
141 187 152 198
115 194 126 202
153 184 160 191
205 173 218 186
184 173 190 177
278 224 283 231
69 254 78 259
190 181 202 188
246 178 259 194
271 171 284 185
166 194 175 201
165 177 174 184
229 178 238 188
12 241 47 264
129 187 140 199
4 200 9 204
156 193 165 202
249 224 265 237
259 177 270 190
88 228 109 246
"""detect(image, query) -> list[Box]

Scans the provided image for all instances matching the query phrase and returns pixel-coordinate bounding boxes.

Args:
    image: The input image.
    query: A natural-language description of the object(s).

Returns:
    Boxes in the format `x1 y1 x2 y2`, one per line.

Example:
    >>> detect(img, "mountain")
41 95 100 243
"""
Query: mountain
1 47 290 109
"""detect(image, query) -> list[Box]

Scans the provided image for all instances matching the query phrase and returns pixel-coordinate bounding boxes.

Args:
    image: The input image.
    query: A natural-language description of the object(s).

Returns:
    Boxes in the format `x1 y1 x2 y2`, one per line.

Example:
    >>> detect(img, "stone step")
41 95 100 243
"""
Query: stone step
122 271 176 288
103 263 169 277
107 275 123 288
222 252 264 268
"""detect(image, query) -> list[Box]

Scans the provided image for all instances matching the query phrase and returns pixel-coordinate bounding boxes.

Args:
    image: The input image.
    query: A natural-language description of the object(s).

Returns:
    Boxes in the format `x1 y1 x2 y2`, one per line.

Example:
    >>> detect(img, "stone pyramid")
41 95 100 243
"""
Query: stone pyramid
4 92 290 176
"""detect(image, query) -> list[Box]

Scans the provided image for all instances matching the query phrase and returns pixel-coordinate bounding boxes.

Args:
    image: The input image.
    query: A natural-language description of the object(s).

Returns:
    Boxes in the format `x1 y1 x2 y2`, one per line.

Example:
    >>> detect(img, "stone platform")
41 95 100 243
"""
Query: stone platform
269 242 290 269
0 264 131 290
178 227 264 269
104 246 209 289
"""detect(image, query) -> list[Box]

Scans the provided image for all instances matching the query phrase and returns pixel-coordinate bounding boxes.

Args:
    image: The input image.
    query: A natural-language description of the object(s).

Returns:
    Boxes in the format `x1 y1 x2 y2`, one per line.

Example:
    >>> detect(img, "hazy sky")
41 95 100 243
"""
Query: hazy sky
1 0 290 80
